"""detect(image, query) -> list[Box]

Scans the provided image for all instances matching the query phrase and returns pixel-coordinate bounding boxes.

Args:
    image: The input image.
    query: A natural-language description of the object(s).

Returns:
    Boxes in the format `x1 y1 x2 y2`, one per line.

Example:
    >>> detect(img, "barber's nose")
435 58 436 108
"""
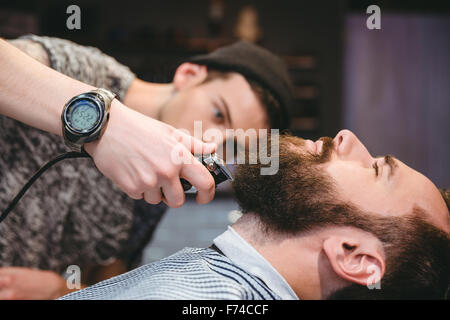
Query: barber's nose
333 129 373 167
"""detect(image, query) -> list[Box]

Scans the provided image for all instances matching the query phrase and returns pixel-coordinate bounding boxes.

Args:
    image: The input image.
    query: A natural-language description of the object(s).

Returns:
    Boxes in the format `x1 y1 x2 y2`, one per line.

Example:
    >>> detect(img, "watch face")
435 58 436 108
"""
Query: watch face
66 98 101 133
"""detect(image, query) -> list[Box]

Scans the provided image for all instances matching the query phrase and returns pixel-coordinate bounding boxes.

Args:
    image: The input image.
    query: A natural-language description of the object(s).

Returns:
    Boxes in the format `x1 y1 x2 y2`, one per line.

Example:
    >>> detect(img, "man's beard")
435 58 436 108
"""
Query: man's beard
231 133 337 234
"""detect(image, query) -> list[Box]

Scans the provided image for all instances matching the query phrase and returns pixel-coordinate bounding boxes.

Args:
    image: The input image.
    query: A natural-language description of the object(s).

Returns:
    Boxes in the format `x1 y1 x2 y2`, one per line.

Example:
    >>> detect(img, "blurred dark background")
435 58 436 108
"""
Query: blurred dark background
1 0 449 263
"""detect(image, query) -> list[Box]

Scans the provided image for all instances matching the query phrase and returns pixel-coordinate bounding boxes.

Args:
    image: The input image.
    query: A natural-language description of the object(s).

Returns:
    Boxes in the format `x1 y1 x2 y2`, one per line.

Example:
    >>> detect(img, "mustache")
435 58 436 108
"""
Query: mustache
309 136 335 163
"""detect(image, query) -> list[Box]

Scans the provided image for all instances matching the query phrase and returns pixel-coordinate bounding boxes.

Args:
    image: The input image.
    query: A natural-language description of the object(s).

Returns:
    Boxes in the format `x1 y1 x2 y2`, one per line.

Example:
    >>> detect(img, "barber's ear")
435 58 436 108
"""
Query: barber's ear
173 63 208 90
322 237 385 287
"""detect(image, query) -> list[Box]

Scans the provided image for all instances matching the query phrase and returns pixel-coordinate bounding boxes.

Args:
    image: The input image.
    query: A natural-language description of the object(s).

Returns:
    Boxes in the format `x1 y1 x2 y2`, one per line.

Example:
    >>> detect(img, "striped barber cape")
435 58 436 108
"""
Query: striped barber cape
59 247 280 300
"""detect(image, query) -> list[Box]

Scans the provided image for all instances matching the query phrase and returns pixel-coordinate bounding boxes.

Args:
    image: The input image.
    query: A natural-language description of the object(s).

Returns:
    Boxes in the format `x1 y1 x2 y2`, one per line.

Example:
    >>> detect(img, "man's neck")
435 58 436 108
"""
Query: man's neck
232 222 325 300
123 78 174 120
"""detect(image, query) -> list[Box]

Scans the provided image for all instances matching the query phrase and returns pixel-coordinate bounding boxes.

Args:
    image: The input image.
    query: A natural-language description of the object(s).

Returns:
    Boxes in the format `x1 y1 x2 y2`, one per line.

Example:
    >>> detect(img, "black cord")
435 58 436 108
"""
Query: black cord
0 151 91 224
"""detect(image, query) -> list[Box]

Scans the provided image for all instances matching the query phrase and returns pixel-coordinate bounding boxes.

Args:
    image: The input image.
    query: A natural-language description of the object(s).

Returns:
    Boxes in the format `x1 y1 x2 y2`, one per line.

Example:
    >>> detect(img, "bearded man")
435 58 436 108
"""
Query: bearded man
59 129 449 300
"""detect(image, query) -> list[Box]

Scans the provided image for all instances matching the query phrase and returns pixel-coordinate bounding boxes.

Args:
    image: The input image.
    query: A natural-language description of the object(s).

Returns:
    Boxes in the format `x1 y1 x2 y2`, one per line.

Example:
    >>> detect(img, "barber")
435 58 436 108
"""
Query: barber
0 36 292 299
0 38 217 207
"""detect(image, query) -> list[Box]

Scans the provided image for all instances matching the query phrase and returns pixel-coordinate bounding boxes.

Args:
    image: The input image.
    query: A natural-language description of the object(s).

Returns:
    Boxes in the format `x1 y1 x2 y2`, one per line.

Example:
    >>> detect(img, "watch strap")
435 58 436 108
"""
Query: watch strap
89 88 116 110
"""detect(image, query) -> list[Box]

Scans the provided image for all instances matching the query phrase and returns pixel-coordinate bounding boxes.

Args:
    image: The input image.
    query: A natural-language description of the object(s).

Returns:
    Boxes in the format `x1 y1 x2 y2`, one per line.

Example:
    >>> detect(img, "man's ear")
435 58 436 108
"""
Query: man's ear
322 236 385 287
172 63 208 90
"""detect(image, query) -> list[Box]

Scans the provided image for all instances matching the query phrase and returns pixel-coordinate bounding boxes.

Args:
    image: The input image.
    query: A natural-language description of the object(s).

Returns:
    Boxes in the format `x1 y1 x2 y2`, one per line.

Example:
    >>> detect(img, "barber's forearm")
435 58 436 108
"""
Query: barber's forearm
7 35 136 102
7 38 50 66
0 39 94 136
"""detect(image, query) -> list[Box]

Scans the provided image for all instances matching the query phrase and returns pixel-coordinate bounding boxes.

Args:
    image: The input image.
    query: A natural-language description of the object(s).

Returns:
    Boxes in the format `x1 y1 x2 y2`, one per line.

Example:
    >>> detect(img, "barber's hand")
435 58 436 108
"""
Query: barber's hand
0 267 68 300
84 101 217 208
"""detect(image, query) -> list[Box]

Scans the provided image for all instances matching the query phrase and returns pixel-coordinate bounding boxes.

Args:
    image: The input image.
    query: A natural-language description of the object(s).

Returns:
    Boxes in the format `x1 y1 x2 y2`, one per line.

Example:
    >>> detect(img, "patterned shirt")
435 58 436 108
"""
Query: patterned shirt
59 227 286 300
0 35 167 274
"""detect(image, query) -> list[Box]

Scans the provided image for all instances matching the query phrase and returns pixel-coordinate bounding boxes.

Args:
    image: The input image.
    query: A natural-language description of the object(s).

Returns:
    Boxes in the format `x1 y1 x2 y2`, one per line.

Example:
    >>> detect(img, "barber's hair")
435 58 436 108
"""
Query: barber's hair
232 134 450 299
202 70 283 129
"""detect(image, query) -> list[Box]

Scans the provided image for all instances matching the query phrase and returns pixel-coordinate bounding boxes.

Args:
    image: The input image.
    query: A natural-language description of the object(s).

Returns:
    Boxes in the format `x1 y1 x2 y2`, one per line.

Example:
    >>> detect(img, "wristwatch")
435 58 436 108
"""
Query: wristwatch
61 88 116 152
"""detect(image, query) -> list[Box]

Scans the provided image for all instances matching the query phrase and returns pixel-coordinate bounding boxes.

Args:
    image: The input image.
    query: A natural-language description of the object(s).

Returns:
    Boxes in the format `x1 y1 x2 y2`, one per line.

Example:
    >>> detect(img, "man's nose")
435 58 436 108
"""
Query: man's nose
334 129 373 167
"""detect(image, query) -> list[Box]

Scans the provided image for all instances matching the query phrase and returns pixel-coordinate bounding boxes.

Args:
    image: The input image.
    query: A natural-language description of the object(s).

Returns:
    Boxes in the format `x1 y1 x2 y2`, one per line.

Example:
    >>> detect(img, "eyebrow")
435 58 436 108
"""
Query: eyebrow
384 154 398 178
219 95 233 126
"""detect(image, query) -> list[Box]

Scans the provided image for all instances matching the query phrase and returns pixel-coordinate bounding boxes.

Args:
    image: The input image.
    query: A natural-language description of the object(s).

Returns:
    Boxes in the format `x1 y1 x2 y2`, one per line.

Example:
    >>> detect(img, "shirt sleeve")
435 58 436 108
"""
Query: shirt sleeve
18 34 136 101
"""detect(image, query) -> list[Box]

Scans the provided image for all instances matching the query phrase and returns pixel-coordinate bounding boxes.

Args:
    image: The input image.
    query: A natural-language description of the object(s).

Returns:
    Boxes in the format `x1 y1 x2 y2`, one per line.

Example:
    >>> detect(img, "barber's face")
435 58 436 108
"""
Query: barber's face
160 63 269 146
308 130 449 233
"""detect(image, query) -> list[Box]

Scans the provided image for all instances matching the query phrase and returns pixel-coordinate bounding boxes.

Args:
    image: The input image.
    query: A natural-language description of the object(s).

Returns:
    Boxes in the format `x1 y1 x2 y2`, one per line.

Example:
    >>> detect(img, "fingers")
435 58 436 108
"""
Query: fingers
161 179 185 208
113 128 216 206
126 192 144 200
173 130 217 204
111 175 144 200
176 130 217 155
122 150 215 206
180 157 215 204
143 188 163 205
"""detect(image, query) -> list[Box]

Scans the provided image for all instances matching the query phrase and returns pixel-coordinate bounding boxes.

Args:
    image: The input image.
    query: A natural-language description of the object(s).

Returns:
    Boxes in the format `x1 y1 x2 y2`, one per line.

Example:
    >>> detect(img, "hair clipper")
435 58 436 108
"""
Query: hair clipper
180 153 234 192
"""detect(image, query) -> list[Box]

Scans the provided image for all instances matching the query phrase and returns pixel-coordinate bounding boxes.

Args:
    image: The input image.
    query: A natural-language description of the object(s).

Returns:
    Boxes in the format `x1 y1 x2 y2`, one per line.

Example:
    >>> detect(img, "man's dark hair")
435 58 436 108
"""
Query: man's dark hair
187 41 293 130
232 134 450 299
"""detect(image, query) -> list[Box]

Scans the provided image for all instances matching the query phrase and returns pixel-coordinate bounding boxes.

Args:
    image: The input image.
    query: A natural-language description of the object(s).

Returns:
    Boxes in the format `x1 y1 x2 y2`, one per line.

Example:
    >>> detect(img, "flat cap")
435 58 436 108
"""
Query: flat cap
187 41 293 129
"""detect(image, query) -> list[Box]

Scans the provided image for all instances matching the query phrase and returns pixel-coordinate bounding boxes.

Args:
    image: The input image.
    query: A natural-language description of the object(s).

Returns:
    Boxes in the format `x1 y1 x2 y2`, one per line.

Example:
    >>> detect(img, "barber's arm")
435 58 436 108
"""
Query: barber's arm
0 267 83 299
7 35 152 116
0 260 127 299
1 37 163 299
0 38 216 206
7 38 50 66
7 35 135 102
